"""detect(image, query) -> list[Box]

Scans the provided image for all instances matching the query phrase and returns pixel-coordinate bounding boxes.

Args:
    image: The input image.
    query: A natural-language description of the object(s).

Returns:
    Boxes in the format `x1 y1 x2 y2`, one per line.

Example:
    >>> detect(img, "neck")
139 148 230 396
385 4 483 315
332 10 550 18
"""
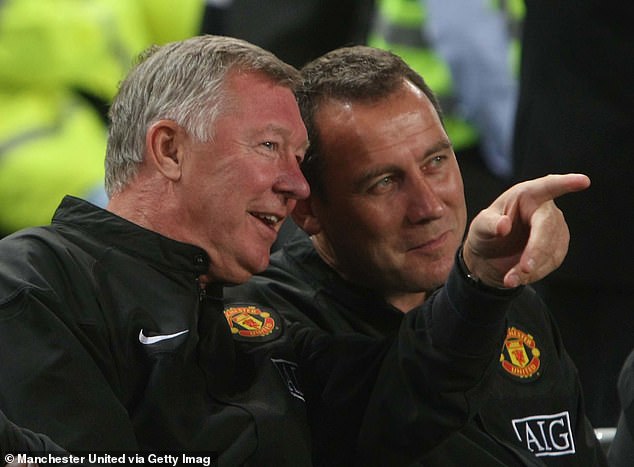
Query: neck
107 176 177 237
385 291 427 314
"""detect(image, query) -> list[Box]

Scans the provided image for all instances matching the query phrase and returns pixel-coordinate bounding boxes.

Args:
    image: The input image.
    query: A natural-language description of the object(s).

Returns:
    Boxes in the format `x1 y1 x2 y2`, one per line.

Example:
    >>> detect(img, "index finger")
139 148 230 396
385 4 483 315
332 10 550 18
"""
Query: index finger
519 173 591 206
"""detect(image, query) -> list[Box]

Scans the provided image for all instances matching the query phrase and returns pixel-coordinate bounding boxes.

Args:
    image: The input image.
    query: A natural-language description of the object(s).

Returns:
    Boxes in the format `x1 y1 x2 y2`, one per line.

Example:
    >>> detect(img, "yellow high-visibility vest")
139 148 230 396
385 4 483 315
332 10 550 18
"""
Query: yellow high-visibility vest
0 0 204 234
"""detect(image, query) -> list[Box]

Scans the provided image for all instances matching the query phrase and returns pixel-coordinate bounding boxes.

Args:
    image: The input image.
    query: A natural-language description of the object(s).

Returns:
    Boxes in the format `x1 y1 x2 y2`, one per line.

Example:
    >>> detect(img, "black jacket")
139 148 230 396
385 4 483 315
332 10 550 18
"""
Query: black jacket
228 232 607 466
0 197 310 464
1 196 516 466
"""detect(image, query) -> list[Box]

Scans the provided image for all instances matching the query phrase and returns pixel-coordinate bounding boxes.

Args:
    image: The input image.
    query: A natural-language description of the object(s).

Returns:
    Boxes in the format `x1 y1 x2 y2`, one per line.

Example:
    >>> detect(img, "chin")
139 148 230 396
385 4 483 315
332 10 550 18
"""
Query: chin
414 262 453 289
212 243 271 284
245 252 272 277
213 261 267 286
220 269 255 285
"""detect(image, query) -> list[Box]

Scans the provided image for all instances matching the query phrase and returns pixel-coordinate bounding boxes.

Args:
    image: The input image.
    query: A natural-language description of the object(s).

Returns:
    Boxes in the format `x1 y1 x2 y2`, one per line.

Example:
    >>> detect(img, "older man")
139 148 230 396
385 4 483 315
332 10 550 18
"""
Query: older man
226 46 604 465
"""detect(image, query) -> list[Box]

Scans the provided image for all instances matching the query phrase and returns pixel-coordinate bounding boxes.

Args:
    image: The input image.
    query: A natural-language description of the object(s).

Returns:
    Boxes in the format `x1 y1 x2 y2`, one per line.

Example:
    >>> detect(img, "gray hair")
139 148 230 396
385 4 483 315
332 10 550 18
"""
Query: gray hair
296 45 443 200
105 35 300 196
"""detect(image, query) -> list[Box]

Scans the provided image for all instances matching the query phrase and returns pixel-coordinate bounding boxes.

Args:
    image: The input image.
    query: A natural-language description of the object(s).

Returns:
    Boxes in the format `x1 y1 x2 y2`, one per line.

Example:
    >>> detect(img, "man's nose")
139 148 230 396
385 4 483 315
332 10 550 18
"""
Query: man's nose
274 157 310 200
406 175 444 223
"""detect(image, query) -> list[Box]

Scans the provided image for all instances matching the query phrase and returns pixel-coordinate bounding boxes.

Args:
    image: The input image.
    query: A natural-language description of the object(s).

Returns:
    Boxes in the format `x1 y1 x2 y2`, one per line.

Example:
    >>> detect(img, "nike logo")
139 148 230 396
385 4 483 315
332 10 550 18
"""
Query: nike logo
138 329 189 345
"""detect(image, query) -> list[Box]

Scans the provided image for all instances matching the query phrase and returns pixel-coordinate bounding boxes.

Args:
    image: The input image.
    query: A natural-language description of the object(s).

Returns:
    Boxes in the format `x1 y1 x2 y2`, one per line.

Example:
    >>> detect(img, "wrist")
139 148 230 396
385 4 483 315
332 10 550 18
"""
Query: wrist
457 247 520 294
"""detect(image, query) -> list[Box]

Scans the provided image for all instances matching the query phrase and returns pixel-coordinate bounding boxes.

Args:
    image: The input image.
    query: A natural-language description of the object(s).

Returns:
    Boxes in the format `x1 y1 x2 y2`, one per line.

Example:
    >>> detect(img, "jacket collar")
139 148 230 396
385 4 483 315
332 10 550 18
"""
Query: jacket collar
52 195 210 276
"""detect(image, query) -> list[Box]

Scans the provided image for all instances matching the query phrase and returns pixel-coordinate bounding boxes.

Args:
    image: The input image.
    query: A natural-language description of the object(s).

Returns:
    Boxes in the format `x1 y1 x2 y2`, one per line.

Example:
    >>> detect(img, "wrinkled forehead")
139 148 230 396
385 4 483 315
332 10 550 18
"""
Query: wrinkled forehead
219 71 308 143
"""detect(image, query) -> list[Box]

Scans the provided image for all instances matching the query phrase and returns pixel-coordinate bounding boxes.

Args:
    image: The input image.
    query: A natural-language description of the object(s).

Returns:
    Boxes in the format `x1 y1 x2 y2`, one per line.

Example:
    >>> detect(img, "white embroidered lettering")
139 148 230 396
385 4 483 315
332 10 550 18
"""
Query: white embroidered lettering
512 411 576 457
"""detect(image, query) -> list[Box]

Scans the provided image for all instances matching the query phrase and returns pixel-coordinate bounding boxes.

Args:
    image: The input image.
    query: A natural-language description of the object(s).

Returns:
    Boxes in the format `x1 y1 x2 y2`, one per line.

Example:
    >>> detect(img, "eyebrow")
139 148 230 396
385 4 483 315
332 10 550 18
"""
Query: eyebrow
353 138 454 191
424 139 453 157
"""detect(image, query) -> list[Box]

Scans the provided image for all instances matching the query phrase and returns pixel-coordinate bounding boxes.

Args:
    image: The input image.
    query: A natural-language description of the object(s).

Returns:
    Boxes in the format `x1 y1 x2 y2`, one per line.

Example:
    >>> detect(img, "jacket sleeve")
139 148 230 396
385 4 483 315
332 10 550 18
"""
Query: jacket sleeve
292 260 518 466
359 262 513 464
0 409 65 456
0 286 138 452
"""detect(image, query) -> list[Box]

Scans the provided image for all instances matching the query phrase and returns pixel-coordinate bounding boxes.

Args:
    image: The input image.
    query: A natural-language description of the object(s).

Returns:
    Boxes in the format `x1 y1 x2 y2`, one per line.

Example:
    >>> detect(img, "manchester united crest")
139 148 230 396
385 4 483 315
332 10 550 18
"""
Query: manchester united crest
500 326 541 380
224 305 277 339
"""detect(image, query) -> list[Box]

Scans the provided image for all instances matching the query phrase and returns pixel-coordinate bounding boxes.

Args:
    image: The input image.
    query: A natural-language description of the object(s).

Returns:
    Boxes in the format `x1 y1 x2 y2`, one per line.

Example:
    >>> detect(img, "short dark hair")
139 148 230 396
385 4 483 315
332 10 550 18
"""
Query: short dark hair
297 45 443 200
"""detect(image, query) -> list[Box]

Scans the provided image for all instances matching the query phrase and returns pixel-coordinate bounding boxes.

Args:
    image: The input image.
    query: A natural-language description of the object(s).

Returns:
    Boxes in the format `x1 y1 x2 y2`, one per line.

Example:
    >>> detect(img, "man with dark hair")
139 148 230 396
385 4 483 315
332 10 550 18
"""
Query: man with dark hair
227 45 605 465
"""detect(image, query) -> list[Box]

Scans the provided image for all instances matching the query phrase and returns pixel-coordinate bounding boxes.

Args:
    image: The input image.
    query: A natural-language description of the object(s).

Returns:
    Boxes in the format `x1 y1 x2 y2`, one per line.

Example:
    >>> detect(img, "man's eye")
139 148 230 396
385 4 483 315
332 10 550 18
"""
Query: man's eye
368 176 395 194
262 141 278 151
427 155 446 168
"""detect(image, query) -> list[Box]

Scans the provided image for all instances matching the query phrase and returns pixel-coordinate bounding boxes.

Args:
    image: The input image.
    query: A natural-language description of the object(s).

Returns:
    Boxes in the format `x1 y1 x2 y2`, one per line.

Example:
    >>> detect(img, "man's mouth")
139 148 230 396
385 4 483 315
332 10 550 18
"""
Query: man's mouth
407 231 450 252
251 212 283 228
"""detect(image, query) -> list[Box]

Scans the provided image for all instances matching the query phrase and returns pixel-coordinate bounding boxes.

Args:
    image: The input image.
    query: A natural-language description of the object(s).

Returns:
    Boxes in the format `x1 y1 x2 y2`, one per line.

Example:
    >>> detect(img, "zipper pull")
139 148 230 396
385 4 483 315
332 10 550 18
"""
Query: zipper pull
196 277 207 302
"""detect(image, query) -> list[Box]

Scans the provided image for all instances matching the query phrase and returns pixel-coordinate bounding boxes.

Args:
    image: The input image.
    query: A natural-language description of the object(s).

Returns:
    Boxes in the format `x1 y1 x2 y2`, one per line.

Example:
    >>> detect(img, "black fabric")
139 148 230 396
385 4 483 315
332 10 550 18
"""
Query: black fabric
0 196 309 463
0 195 511 465
227 229 536 465
0 409 78 462
229 232 607 466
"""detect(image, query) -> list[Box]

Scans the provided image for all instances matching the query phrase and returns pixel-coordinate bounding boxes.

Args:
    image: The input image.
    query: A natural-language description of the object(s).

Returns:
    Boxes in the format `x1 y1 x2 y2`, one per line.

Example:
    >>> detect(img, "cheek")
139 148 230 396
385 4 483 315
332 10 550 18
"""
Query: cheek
235 159 280 195
448 168 466 204
435 173 467 220
449 184 468 231
343 210 398 258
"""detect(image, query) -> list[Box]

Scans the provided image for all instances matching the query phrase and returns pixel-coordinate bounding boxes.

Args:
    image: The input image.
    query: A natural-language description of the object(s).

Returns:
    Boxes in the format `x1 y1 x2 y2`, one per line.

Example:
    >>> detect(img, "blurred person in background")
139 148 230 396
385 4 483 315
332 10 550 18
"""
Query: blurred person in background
0 0 204 237
512 0 634 430
212 0 375 68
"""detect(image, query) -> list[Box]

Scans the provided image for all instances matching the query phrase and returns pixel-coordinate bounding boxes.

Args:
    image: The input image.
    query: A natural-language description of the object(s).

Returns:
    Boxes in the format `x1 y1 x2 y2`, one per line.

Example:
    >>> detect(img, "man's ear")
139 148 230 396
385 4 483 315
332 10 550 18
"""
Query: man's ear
291 197 322 236
146 120 183 182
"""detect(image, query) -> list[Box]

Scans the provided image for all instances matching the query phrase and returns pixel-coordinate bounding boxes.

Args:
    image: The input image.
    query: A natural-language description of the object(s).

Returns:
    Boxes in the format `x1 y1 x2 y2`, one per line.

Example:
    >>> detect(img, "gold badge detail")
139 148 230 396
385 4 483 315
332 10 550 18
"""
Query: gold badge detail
224 306 275 338
500 326 541 379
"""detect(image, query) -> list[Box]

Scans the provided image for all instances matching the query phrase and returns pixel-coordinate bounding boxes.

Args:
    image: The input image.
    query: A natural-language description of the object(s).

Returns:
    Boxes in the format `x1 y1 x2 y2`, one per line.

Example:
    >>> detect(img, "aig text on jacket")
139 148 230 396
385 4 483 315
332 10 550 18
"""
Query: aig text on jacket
5 452 216 466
